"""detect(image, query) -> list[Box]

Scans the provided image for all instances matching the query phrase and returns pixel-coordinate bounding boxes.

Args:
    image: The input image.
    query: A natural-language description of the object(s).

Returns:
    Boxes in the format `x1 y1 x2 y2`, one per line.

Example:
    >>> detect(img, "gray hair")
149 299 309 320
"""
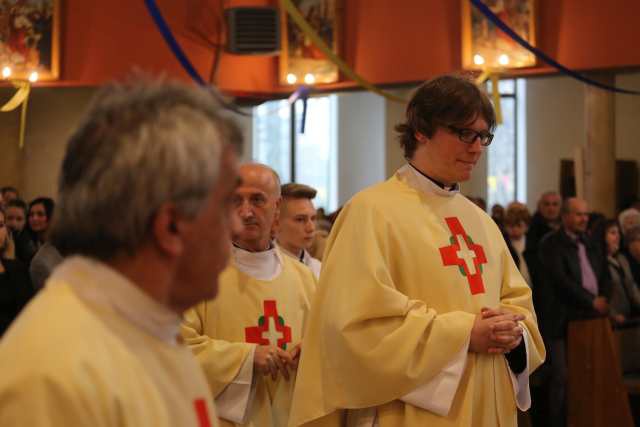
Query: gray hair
618 208 640 235
51 76 243 260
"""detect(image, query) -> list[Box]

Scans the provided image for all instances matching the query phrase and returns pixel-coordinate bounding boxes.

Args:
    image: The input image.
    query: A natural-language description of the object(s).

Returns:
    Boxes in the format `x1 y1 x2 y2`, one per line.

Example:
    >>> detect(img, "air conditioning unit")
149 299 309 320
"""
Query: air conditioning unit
225 7 280 55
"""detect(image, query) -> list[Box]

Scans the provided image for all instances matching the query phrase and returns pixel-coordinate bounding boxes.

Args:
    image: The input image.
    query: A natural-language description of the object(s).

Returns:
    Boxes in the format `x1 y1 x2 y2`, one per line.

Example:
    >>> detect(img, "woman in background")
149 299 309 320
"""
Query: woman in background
27 197 54 251
0 207 35 337
598 219 640 324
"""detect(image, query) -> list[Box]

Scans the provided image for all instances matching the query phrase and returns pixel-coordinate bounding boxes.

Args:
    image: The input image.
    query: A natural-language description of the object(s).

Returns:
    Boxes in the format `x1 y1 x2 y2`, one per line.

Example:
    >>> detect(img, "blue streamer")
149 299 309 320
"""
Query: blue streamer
144 0 251 116
300 98 308 134
145 0 311 126
288 86 310 133
470 0 640 96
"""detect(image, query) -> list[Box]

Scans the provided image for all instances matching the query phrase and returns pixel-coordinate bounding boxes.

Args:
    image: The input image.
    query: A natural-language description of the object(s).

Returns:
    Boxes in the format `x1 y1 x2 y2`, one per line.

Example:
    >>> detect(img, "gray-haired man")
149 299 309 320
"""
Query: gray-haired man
0 78 242 427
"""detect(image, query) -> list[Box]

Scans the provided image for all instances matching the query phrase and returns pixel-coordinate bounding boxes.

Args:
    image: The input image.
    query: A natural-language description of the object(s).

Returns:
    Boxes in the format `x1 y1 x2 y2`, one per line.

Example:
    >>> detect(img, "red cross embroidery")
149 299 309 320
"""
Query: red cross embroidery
245 300 292 349
438 217 487 295
193 399 212 427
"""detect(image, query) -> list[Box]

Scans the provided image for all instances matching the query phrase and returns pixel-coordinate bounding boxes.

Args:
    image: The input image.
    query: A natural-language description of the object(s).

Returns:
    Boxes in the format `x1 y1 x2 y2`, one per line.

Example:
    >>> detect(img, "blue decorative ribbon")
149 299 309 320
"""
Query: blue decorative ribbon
144 0 311 128
288 86 310 133
144 0 250 116
470 0 640 96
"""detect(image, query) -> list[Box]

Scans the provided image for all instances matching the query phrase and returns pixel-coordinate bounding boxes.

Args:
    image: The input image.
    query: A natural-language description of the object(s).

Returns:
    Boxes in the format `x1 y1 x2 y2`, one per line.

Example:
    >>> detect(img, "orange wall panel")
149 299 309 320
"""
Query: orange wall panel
61 0 213 84
43 0 640 95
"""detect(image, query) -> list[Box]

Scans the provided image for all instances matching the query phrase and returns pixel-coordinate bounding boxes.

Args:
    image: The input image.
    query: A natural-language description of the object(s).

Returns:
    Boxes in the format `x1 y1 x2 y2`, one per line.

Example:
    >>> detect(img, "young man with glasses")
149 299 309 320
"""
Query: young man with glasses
289 75 545 427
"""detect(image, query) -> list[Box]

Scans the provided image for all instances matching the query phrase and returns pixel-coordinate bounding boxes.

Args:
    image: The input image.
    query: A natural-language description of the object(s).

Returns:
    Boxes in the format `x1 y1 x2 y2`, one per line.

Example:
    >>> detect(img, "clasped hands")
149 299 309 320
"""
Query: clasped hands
254 344 301 381
469 307 524 355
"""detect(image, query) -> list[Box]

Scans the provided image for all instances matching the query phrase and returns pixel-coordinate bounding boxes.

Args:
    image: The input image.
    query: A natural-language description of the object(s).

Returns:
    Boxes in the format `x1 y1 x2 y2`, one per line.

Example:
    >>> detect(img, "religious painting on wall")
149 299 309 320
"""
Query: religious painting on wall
462 0 536 70
0 0 60 80
279 0 340 86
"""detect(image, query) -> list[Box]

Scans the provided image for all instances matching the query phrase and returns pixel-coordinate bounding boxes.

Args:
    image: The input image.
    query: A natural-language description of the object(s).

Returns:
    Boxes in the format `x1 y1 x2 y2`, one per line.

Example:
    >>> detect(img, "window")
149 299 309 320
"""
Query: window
253 100 292 183
486 79 527 208
253 95 338 211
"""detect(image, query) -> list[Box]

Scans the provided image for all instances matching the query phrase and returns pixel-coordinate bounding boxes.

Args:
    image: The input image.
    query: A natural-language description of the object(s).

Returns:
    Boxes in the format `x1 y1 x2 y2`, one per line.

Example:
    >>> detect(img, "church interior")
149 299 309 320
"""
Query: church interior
1 1 640 426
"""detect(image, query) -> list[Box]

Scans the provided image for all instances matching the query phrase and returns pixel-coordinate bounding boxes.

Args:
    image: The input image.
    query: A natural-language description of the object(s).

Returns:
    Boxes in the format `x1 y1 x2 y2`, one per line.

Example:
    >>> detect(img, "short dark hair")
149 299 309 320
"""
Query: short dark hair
395 74 496 159
281 183 317 200
7 198 27 214
1 186 17 196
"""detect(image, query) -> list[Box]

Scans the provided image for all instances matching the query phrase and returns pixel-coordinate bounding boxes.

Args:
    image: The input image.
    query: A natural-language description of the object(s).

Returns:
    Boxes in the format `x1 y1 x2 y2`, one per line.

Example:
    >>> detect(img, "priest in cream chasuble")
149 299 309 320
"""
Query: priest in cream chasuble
182 164 316 427
289 75 545 427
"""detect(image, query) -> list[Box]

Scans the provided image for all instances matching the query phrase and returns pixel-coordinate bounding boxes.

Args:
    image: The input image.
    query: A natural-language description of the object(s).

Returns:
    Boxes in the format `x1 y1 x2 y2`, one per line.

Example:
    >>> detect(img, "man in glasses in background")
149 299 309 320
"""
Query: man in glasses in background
289 75 545 427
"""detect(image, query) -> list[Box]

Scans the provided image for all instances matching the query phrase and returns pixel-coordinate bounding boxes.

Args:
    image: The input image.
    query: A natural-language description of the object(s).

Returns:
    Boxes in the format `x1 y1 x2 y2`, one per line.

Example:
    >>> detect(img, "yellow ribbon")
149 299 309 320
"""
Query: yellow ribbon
475 69 502 125
1 80 31 148
280 0 407 104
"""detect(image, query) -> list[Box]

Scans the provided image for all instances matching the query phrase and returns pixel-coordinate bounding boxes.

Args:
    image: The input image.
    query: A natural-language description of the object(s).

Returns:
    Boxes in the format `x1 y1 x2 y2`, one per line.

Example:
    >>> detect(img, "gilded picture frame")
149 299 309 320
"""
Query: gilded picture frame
0 0 60 81
462 0 536 70
279 0 340 86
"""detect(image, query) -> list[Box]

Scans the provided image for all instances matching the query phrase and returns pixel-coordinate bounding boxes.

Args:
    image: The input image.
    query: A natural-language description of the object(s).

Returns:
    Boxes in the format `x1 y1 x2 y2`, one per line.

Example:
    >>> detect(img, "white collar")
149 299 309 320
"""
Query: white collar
51 256 181 344
232 243 283 281
278 245 314 266
396 163 459 198
301 249 315 267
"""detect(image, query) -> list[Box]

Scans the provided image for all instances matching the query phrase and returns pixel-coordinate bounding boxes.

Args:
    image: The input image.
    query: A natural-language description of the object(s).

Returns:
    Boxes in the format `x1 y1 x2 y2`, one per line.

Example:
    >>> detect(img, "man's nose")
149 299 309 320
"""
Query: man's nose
236 199 253 218
305 219 316 233
467 137 484 153
230 210 243 235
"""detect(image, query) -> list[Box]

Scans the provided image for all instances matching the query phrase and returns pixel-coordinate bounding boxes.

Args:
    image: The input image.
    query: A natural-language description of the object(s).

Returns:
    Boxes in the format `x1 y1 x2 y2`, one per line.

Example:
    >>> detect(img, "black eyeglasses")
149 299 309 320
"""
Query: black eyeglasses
447 125 494 146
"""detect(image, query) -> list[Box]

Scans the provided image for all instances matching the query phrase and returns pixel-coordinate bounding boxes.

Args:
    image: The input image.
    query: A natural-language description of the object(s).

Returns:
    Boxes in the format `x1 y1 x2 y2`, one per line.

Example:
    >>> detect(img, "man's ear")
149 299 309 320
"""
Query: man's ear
272 197 282 232
151 203 183 258
415 131 429 144
273 197 282 224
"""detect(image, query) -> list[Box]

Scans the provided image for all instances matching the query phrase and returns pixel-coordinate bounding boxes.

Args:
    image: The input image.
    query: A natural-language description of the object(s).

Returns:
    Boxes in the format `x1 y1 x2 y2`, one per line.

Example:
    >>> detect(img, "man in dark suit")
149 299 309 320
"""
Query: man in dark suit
538 197 612 427
527 191 562 255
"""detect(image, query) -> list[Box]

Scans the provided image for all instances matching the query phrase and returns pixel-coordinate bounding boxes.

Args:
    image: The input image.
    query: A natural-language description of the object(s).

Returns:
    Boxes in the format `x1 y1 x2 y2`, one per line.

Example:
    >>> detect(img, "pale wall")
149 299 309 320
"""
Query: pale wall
20 87 96 201
336 91 386 206
615 72 640 161
525 75 585 210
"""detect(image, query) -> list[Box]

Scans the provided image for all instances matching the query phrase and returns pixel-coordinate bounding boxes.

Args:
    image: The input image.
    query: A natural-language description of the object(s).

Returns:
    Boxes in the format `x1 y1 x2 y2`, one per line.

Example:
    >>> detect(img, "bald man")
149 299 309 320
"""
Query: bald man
181 163 316 427
538 197 611 427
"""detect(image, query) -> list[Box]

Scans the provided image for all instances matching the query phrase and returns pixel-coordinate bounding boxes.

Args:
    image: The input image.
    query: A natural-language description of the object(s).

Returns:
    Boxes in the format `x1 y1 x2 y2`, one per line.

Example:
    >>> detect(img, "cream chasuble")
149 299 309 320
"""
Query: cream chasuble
0 257 217 427
182 246 316 427
288 165 545 427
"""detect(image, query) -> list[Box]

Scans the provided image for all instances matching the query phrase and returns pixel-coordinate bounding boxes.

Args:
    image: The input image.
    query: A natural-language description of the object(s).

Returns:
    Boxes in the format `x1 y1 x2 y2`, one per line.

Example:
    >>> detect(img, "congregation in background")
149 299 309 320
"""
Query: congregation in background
3 166 640 427
471 191 640 426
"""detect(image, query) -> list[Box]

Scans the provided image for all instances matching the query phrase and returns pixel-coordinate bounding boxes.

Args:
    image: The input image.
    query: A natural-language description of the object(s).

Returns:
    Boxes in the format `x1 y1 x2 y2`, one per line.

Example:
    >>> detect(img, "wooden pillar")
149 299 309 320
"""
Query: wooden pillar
584 73 616 217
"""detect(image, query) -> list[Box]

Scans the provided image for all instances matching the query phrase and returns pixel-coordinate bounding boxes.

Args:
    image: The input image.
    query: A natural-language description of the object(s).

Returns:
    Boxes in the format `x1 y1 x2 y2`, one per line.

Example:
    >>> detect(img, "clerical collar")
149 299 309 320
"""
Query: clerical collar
408 163 459 192
278 244 307 263
397 164 459 198
52 256 181 344
232 242 283 281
